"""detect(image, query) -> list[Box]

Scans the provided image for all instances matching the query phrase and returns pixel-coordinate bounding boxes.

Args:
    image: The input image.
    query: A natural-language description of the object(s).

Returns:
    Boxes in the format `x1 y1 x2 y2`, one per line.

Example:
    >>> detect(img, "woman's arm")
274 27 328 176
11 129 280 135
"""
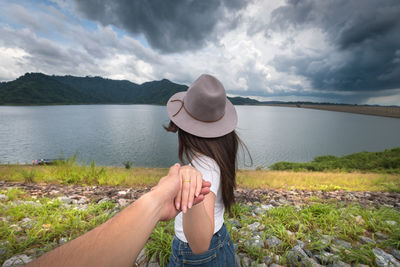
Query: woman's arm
182 193 215 254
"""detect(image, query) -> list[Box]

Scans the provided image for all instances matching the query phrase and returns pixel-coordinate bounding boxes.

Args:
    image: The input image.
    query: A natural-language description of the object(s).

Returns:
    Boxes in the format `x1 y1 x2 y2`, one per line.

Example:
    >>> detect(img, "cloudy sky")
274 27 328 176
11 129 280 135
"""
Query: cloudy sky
0 0 400 105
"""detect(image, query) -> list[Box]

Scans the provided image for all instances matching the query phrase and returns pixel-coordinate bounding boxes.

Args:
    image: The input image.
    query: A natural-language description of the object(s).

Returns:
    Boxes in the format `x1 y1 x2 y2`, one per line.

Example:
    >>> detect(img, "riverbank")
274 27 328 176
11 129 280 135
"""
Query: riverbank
265 104 400 118
1 182 399 266
1 164 400 192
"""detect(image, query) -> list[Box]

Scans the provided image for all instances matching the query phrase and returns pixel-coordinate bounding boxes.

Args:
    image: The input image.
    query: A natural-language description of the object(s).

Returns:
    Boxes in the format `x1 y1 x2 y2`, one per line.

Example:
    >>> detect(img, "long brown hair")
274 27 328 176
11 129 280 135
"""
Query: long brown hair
164 121 248 212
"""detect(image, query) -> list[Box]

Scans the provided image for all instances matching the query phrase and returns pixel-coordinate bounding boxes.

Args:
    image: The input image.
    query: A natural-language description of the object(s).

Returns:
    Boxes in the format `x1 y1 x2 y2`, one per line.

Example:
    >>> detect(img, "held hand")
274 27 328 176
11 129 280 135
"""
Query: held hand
175 165 204 213
153 164 211 221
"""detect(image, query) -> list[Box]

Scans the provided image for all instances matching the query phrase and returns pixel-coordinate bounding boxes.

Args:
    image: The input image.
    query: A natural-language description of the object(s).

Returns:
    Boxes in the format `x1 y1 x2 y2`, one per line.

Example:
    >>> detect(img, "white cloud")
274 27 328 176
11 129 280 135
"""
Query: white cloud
0 46 30 81
0 0 399 105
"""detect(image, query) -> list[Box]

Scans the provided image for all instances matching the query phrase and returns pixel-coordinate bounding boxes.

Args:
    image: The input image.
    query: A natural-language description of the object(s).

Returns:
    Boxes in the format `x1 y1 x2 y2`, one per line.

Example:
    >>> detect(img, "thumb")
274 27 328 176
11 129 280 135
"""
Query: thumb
168 163 181 176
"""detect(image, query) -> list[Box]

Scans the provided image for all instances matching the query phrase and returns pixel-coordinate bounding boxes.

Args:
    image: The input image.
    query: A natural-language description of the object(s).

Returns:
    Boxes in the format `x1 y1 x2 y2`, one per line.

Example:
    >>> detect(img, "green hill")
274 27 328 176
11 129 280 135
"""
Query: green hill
0 73 260 105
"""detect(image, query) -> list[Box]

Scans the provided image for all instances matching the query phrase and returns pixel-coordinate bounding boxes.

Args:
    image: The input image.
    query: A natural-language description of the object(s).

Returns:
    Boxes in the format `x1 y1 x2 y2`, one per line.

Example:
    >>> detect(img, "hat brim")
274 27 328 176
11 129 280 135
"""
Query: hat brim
166 92 238 138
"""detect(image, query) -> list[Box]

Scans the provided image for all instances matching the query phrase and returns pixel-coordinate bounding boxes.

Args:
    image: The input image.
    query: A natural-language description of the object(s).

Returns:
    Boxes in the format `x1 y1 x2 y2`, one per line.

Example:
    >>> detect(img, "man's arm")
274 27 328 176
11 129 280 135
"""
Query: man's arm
27 164 211 267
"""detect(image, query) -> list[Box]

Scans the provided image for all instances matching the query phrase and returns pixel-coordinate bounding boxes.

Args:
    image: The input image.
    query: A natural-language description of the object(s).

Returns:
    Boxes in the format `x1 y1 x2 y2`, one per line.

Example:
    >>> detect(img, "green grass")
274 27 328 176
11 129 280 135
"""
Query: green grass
0 188 119 265
1 187 399 266
1 163 400 192
270 147 400 174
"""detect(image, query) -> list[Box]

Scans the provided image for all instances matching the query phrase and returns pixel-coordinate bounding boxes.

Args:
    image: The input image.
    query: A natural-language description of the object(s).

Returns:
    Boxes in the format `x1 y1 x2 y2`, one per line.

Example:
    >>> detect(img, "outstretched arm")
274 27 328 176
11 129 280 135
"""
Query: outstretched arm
27 164 211 267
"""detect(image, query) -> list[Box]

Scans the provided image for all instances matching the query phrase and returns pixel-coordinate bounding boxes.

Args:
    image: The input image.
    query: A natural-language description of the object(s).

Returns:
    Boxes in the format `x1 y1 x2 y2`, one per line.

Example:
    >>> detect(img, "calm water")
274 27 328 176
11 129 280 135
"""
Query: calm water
1 105 399 168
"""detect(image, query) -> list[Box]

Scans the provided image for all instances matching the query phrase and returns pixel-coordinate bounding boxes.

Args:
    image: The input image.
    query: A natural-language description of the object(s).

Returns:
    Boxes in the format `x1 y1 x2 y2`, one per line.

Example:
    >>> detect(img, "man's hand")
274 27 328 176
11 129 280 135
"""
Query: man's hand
151 164 211 221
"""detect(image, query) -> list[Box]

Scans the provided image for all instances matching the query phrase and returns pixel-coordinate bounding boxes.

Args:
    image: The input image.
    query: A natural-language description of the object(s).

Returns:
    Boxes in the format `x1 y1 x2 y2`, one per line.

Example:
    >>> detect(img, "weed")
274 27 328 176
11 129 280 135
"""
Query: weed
145 221 174 266
123 161 133 169
20 169 35 183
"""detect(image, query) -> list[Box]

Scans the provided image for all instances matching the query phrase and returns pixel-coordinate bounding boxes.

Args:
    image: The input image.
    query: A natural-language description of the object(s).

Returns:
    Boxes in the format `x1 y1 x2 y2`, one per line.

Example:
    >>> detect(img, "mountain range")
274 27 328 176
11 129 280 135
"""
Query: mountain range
0 73 263 105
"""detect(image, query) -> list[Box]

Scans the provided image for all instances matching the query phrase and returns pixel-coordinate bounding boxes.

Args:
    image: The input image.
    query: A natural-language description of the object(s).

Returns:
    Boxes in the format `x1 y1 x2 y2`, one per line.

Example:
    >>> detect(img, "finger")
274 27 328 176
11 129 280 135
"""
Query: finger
181 173 190 213
175 181 182 210
195 174 202 198
202 180 211 189
200 186 211 196
188 174 197 209
193 194 204 206
168 163 181 177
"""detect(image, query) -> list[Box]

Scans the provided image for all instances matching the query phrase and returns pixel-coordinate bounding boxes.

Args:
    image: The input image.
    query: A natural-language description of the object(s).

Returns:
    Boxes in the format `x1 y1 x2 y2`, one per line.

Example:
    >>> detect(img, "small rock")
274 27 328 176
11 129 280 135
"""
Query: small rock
117 191 127 196
391 248 400 261
265 236 282 248
2 254 32 267
98 197 111 204
59 237 68 245
373 247 400 267
257 264 268 267
304 248 313 258
118 198 128 207
242 256 251 267
136 248 147 265
77 197 87 205
314 251 339 264
253 207 264 215
247 222 260 232
326 260 351 267
21 218 35 229
244 235 264 249
334 239 352 249
0 248 7 257
286 245 321 267
375 232 389 240
322 234 334 242
386 220 397 226
230 219 242 228
360 236 374 244
296 240 306 249
262 255 272 265
261 204 274 210
269 264 284 267
273 254 280 263
9 224 22 232
0 194 7 201
235 254 242 267
57 196 73 204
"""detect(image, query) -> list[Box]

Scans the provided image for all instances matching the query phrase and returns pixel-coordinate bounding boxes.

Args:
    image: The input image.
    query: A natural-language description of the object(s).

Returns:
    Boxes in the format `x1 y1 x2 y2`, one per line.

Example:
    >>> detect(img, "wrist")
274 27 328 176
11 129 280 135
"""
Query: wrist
145 189 165 221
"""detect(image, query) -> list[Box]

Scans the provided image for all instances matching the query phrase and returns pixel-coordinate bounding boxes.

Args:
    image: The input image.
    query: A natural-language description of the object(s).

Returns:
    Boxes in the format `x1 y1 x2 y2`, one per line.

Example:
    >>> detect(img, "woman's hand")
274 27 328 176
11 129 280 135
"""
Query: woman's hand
176 165 204 213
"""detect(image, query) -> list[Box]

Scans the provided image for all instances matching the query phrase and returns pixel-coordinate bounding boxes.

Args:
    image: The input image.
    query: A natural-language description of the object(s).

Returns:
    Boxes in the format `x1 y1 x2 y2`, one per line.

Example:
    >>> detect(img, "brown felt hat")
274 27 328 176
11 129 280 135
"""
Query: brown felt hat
166 74 237 138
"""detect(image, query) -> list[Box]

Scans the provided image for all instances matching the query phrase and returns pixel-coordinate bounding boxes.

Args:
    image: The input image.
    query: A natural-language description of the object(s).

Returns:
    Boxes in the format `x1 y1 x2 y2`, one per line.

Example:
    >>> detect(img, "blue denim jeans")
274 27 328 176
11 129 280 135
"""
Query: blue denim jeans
168 225 235 266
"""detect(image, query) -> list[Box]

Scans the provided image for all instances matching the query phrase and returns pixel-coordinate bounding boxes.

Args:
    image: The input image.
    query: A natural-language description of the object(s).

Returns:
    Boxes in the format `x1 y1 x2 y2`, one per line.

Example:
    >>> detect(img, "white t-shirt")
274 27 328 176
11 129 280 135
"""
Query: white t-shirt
174 155 225 243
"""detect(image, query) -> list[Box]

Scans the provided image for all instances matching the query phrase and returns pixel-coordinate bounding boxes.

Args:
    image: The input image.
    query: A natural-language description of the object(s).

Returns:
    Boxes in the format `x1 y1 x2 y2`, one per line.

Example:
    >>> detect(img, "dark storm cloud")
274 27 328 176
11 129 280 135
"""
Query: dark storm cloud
269 0 400 93
72 0 249 53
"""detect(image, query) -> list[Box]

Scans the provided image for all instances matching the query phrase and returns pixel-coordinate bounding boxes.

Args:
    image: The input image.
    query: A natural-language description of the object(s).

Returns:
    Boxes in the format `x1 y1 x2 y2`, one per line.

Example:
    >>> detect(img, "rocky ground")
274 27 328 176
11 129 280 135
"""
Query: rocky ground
1 181 399 209
1 181 400 267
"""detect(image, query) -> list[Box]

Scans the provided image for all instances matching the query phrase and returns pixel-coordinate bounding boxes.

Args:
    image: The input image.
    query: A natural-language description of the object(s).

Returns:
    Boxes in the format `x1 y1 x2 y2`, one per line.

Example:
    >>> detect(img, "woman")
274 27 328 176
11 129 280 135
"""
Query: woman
165 74 246 266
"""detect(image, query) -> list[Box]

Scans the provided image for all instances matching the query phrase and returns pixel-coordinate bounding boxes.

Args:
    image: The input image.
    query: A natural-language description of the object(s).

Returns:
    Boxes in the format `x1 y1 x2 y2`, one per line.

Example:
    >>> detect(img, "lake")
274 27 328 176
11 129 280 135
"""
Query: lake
0 105 399 168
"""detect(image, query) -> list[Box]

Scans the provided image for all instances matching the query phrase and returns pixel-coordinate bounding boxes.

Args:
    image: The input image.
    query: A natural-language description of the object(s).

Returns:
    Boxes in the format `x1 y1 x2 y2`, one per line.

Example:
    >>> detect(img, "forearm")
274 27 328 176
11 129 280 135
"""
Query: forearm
28 191 162 267
182 203 214 254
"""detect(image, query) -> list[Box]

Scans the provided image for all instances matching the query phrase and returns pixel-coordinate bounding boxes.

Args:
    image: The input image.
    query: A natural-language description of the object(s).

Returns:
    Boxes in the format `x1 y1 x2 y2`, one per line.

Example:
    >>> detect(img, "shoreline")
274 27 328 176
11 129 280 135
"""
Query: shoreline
2 103 400 118
264 104 400 118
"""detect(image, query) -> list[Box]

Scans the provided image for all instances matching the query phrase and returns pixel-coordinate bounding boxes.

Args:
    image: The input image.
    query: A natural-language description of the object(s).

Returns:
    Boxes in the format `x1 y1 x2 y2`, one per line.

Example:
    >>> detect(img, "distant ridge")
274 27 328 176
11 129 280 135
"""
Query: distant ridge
0 73 259 105
0 73 399 119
